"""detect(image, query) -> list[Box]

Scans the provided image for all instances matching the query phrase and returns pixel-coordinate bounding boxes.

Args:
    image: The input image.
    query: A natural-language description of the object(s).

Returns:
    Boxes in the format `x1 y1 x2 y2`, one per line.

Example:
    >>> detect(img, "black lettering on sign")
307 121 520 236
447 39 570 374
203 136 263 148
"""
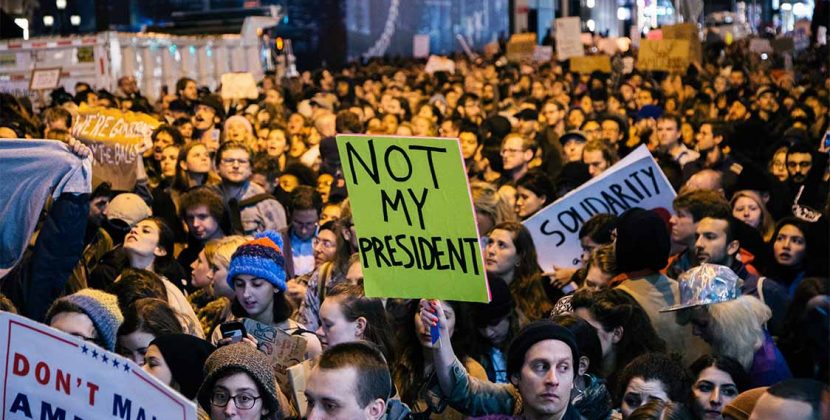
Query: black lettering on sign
358 234 481 275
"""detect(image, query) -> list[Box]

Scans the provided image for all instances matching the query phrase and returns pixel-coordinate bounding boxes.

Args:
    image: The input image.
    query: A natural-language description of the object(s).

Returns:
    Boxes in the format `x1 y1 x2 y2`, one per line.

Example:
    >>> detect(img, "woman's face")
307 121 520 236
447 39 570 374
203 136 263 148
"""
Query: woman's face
732 196 762 229
211 263 234 298
210 372 268 420
233 274 277 319
118 330 155 366
183 145 212 174
160 146 180 178
142 345 174 387
124 220 165 259
563 140 585 162
583 265 611 292
226 120 250 142
191 250 214 289
515 186 546 219
485 229 519 279
266 129 288 158
692 366 739 420
478 316 510 346
287 114 305 135
620 377 670 418
313 229 338 267
278 174 299 193
289 135 308 158
317 297 361 349
568 110 585 130
178 122 193 140
773 224 807 267
771 150 788 181
415 301 456 349
574 307 615 359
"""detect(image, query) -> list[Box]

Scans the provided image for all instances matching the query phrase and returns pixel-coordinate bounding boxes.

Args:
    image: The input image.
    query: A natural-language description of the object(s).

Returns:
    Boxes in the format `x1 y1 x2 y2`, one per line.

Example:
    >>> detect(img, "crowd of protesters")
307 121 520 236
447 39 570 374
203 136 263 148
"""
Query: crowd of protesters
0 29 829 420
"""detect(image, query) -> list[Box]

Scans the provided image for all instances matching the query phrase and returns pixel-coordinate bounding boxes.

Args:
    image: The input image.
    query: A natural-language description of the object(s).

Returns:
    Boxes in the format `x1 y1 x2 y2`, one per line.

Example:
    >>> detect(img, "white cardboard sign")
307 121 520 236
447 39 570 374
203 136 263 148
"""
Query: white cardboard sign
555 17 584 60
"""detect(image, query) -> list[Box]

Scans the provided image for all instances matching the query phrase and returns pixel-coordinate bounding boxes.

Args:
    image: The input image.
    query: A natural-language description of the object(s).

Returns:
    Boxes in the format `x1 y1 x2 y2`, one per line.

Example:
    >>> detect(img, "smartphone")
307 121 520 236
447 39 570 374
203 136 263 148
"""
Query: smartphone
220 321 246 343
823 130 830 152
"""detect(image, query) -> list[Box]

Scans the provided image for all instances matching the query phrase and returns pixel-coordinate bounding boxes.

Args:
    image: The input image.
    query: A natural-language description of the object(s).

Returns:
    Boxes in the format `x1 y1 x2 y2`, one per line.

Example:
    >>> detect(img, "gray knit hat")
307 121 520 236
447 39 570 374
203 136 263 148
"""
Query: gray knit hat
46 289 124 351
197 343 280 416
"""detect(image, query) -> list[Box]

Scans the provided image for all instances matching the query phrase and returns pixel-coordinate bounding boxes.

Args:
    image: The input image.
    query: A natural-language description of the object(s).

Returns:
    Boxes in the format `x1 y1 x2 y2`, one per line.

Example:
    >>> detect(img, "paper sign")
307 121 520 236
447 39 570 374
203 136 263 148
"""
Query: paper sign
555 17 584 60
749 38 773 54
506 32 537 62
220 72 258 100
533 45 553 63
337 134 489 302
424 55 456 74
662 23 702 63
413 34 430 58
523 145 676 270
570 55 612 74
29 68 61 90
0 312 196 420
71 104 160 191
637 39 691 73
243 319 306 391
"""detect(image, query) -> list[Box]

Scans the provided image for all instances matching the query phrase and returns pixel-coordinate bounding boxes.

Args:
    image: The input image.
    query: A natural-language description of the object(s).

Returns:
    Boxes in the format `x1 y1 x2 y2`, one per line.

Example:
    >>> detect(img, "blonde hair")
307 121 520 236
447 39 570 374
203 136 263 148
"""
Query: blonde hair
206 235 249 271
708 295 771 370
470 181 517 233
730 190 775 242
588 243 617 275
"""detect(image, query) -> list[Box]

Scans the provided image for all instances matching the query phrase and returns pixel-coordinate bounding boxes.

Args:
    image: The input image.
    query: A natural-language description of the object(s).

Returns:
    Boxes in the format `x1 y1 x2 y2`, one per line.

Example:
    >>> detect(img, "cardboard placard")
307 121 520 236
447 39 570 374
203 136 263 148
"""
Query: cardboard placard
220 72 259 100
71 105 160 191
413 34 430 58
337 134 489 302
637 39 691 73
0 312 196 420
555 17 584 60
662 23 702 63
749 38 773 54
506 32 537 62
569 55 612 74
533 45 553 63
523 145 676 270
29 68 61 91
424 55 456 74
242 319 306 391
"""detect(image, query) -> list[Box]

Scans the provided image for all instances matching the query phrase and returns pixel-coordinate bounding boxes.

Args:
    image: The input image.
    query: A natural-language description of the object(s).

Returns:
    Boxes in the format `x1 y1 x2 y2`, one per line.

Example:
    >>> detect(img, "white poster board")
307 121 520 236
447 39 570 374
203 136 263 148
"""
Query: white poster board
413 34 430 58
0 312 197 420
523 145 676 269
30 68 62 91
424 55 456 74
555 17 584 60
220 72 259 100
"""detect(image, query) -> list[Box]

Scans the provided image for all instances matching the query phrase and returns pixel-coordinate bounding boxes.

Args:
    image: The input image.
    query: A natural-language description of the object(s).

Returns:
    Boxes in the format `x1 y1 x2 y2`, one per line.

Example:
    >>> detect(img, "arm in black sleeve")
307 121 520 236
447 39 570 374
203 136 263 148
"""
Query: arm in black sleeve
24 192 89 322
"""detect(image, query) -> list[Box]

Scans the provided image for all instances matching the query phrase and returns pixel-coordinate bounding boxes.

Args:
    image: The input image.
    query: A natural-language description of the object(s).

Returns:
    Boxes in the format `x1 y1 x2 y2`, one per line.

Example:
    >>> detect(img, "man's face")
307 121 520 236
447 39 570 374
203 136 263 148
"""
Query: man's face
121 77 138 95
727 101 748 121
749 392 814 420
185 204 221 241
601 120 622 144
182 81 198 101
305 366 382 420
583 149 609 178
193 105 217 131
787 152 812 183
758 92 776 113
563 140 585 163
501 136 531 172
582 121 602 142
292 209 320 241
153 131 175 161
695 123 717 152
439 120 459 138
635 90 653 109
89 196 110 226
462 98 481 119
694 217 736 265
729 71 745 88
670 208 696 245
218 148 252 184
657 119 681 149
459 132 478 160
513 340 574 419
542 104 563 126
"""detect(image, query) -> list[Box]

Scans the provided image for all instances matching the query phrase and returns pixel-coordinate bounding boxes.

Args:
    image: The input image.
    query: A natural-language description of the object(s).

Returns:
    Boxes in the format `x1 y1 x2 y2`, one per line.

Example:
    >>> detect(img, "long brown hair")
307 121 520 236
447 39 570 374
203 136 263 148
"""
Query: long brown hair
491 221 553 322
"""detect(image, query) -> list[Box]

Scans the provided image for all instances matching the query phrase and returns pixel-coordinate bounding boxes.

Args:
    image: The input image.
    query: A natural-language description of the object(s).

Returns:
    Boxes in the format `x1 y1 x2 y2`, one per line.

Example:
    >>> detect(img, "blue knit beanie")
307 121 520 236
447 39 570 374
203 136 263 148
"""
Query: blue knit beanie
226 231 287 292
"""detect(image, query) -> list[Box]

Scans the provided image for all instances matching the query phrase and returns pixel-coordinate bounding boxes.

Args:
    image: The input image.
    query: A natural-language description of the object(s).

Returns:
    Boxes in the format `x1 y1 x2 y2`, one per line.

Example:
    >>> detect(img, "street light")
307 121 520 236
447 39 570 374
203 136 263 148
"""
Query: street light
43 15 54 26
70 15 81 26
56 0 67 9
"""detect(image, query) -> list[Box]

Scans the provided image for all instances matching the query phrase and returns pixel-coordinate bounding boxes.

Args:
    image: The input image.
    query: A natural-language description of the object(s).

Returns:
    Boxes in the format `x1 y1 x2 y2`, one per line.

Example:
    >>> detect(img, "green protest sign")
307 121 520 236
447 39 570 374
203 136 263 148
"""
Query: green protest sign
336 134 489 302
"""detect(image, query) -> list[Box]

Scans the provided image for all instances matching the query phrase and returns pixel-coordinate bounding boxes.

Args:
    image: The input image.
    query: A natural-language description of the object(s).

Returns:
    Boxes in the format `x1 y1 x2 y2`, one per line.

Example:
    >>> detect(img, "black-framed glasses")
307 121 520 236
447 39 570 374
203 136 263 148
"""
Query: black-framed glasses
211 391 261 410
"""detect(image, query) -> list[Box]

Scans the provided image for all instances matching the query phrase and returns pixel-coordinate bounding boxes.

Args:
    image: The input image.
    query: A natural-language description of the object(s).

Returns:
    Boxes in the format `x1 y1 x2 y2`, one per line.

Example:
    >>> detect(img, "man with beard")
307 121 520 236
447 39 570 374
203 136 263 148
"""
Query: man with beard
785 141 828 212
666 189 731 277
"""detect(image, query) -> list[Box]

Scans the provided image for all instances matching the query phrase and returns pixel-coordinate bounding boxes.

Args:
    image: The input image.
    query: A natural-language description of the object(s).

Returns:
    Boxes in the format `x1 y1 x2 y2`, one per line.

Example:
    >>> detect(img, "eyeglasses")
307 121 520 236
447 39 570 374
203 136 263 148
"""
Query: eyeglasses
221 158 250 166
211 391 261 410
500 147 524 155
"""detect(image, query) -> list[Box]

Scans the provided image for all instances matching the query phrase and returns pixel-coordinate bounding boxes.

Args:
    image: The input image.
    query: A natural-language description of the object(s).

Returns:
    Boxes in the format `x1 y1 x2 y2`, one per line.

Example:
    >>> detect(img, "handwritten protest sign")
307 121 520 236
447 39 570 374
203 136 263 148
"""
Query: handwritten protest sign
506 33 537 62
221 72 259 100
29 68 62 91
72 105 160 191
555 17 584 60
570 55 612 74
0 311 196 420
413 34 430 58
637 39 690 73
243 319 306 391
523 145 676 270
337 134 489 302
662 23 702 63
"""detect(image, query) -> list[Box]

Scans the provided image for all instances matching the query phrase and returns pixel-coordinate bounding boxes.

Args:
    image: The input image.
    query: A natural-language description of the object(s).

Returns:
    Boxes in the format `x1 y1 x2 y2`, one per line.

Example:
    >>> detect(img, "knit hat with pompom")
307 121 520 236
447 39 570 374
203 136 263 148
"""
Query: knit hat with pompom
226 231 287 292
